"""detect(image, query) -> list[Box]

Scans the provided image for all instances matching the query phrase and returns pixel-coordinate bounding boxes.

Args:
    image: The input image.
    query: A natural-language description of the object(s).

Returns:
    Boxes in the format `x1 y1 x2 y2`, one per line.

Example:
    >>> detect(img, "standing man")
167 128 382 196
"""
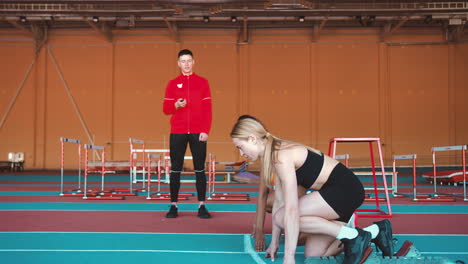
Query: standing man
163 49 212 219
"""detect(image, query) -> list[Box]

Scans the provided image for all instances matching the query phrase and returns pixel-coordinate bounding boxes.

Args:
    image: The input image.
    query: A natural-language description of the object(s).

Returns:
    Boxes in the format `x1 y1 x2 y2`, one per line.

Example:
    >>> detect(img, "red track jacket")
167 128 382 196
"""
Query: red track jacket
163 73 212 134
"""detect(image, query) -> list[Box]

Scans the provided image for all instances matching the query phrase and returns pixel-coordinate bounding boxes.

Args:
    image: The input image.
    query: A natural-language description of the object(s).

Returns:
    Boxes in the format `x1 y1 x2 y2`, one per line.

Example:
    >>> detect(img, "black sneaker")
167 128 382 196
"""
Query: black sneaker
197 205 211 219
166 205 178 218
372 219 394 257
341 228 372 264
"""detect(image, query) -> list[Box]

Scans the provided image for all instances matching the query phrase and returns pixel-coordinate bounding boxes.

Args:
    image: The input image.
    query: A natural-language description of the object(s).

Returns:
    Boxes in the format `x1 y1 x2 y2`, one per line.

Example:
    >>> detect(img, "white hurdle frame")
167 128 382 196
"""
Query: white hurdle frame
129 138 145 192
131 149 170 183
392 154 417 200
59 137 82 196
164 155 195 183
83 144 105 200
146 153 161 199
432 145 467 201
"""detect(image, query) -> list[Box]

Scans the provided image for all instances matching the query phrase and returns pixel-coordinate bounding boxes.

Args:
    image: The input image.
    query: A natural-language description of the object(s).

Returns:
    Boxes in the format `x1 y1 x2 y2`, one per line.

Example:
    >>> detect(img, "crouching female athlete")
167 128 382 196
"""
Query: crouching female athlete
230 115 393 264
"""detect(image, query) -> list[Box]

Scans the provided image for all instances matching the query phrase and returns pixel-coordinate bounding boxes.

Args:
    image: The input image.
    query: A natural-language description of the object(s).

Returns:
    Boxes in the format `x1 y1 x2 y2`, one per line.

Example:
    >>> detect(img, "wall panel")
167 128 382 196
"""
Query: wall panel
389 44 449 164
113 42 175 161
45 44 113 168
315 43 381 163
247 43 311 144
0 29 467 169
0 43 36 166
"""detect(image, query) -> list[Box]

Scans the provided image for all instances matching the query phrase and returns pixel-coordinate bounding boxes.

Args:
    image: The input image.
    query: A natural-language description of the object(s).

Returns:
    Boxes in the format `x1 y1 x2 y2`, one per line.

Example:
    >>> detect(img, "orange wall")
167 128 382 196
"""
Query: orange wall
0 28 467 169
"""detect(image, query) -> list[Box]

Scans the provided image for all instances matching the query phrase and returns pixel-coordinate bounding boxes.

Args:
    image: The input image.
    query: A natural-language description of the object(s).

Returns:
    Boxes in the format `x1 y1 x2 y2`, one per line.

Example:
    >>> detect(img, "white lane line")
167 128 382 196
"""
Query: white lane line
243 234 267 264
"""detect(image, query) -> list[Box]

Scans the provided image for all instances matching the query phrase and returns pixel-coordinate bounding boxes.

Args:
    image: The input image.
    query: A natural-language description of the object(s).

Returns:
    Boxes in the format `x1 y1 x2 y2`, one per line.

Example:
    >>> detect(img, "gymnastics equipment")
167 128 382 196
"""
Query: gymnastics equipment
82 144 123 200
59 137 83 196
304 240 459 263
423 145 466 201
145 153 191 200
328 137 392 218
207 154 249 201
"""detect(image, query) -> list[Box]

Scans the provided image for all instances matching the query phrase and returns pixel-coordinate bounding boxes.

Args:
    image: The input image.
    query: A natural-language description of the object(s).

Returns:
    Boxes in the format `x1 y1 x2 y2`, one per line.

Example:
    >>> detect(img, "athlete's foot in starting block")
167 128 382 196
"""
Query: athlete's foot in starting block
341 228 372 264
305 241 458 264
371 219 394 257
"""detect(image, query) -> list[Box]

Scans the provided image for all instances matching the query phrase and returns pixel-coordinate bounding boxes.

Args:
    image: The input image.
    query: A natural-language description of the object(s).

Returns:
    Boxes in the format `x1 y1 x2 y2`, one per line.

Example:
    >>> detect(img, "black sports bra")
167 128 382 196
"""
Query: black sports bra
295 150 324 189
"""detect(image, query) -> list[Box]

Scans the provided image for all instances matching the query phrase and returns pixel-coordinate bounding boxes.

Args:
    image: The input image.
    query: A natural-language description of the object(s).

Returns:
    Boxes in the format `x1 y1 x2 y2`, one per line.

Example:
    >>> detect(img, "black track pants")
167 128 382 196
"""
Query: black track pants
169 133 207 202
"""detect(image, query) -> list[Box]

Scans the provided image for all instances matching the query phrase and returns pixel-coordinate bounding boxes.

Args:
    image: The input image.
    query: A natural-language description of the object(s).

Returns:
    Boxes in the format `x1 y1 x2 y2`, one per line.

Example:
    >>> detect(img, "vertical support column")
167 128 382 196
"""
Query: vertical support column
310 42 319 148
378 42 391 161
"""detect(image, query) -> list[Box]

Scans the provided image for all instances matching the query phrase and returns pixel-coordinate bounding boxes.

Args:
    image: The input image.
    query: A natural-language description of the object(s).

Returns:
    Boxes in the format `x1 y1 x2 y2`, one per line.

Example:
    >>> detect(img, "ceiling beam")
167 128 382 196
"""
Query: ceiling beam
85 19 113 43
30 23 48 55
313 17 328 42
237 16 248 44
381 16 409 42
6 20 32 34
164 17 180 42
447 24 466 42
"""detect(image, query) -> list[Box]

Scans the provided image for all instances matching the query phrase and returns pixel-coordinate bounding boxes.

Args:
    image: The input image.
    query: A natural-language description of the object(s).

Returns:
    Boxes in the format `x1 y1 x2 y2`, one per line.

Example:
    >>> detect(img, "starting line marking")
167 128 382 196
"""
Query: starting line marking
244 234 267 264
0 249 245 254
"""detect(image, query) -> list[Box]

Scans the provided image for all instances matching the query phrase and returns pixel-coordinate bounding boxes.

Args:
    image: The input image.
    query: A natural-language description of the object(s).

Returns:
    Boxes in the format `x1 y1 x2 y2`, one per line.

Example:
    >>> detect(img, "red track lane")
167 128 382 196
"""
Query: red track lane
0 195 260 204
1 211 467 234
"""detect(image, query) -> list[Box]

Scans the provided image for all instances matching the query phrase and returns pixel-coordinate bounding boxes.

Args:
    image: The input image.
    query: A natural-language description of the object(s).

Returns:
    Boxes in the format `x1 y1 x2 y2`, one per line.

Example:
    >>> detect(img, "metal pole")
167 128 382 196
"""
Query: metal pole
77 143 82 192
432 150 438 197
60 139 64 196
83 146 88 199
413 156 417 201
463 147 466 201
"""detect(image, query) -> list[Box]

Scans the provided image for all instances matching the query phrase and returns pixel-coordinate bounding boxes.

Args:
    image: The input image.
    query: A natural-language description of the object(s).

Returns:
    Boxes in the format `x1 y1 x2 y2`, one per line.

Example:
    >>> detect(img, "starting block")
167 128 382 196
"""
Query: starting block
305 241 458 264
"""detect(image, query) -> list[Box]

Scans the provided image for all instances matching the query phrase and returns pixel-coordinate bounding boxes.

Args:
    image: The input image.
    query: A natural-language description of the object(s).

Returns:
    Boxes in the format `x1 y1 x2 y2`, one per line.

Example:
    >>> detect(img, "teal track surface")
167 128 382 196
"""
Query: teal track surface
2 173 468 264
1 202 468 214
0 232 467 264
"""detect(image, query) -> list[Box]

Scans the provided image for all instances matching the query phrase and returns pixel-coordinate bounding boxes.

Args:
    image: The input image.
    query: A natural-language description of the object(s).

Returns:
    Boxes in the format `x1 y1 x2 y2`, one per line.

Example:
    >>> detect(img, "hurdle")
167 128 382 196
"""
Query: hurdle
391 154 428 201
328 137 392 218
430 145 466 201
335 154 350 167
59 137 82 196
146 153 191 200
129 138 146 193
82 144 123 200
207 154 249 201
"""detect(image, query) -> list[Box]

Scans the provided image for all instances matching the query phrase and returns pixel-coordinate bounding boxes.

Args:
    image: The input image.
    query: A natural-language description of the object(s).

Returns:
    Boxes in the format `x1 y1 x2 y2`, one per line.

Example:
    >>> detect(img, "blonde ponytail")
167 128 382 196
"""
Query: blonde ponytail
230 115 321 187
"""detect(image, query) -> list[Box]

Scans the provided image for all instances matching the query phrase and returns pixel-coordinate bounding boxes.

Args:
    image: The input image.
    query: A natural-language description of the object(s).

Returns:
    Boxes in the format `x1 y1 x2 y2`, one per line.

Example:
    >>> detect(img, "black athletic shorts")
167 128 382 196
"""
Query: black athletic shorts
318 163 365 222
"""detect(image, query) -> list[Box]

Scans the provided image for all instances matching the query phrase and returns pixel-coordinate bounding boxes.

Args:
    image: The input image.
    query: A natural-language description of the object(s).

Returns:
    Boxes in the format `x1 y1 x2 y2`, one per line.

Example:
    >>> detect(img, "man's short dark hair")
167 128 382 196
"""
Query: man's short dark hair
178 49 193 58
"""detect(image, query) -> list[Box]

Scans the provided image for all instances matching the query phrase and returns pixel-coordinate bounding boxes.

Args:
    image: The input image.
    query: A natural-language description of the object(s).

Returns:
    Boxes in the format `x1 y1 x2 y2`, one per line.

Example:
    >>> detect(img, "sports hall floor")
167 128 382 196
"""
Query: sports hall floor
1 171 467 264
